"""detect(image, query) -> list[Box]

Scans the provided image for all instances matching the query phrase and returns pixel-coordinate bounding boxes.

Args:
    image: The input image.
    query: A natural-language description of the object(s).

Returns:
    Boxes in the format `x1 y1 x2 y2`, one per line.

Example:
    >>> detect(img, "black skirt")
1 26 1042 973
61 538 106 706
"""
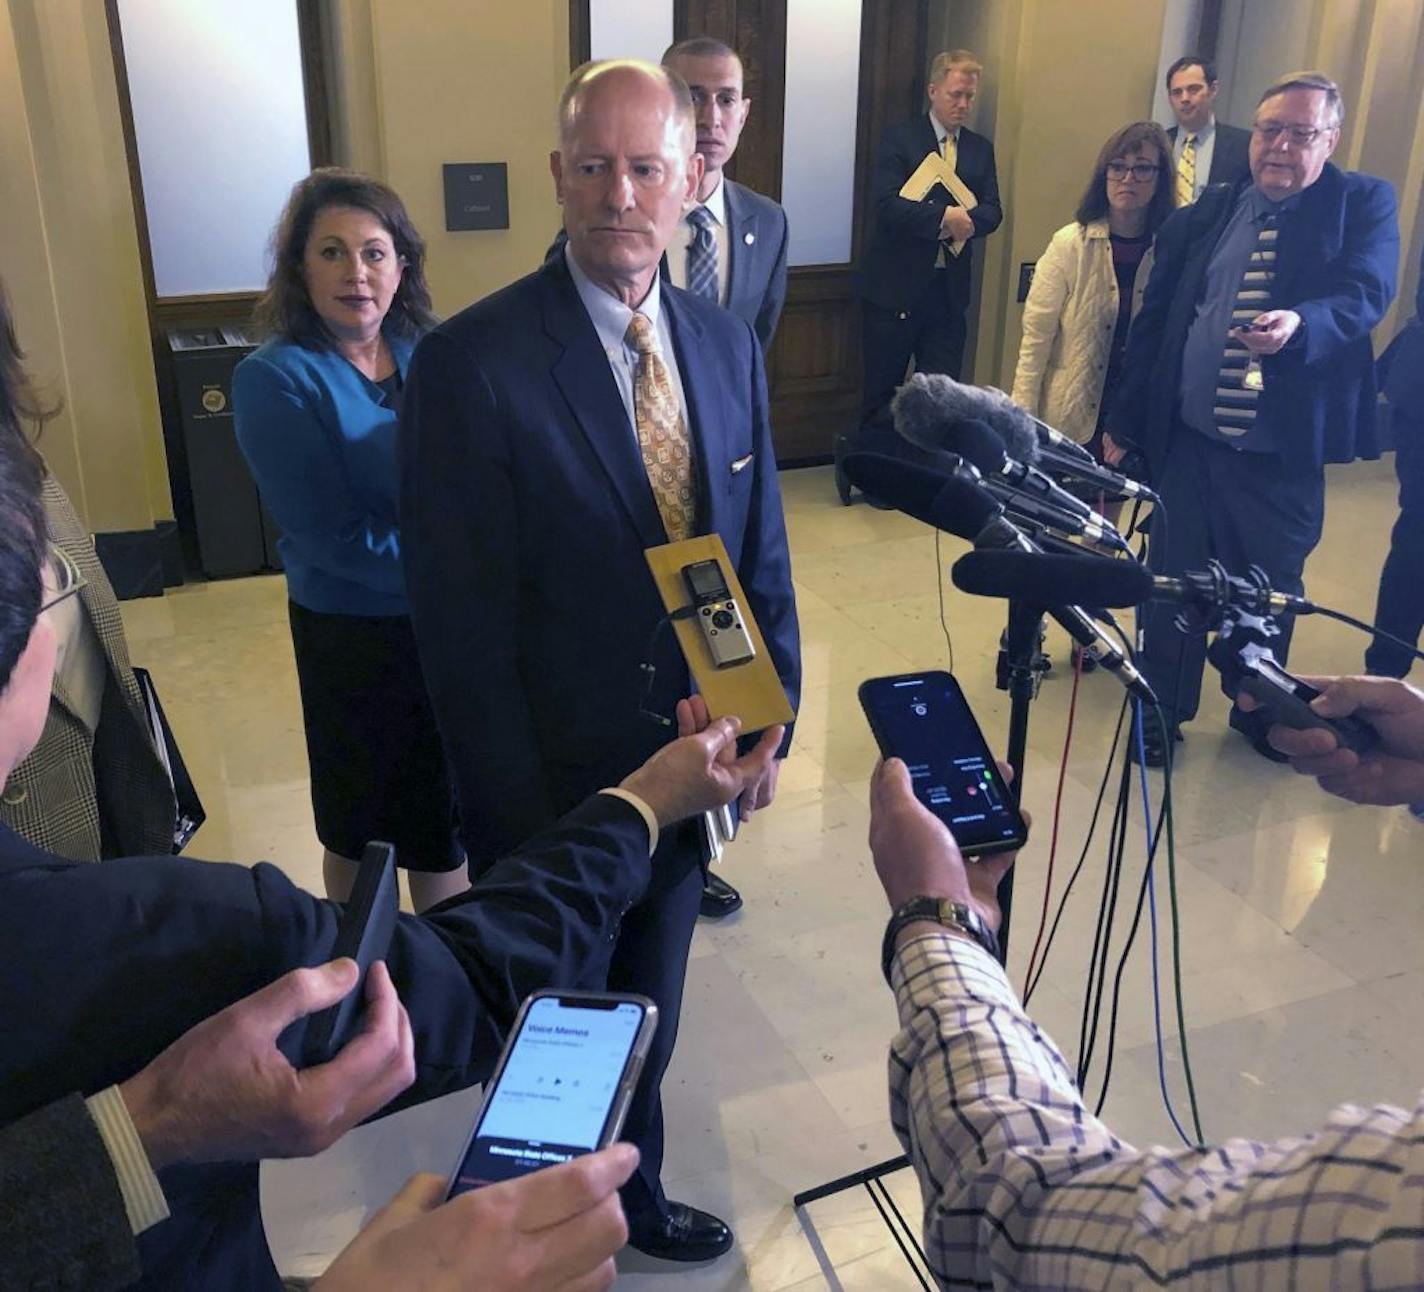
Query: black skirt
287 601 461 872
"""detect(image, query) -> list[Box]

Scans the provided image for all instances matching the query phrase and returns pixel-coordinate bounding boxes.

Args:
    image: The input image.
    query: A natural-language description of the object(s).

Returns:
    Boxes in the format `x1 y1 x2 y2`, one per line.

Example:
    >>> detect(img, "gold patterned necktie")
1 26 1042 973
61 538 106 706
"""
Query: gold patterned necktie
1176 133 1197 206
625 312 696 542
937 132 958 268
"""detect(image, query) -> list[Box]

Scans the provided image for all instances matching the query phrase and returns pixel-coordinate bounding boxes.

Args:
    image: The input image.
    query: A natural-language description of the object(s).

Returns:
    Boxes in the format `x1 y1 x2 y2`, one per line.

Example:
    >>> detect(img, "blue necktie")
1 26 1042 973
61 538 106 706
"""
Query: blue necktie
685 206 718 302
1214 213 1279 438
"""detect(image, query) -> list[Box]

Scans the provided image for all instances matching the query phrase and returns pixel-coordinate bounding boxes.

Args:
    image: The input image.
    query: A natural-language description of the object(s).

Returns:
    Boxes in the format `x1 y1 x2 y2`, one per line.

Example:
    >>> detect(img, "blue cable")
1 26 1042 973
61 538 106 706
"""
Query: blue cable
1131 699 1193 1147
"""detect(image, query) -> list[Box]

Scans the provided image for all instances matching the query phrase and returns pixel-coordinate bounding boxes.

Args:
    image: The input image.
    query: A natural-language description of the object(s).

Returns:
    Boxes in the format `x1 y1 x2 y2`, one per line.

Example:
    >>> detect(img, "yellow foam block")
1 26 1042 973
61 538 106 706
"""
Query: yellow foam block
644 534 796 734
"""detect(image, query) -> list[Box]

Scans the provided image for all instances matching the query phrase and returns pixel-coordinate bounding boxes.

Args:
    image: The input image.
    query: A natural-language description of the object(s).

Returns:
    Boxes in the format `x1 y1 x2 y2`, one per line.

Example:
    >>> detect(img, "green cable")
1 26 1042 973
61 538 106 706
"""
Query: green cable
1161 740 1205 1145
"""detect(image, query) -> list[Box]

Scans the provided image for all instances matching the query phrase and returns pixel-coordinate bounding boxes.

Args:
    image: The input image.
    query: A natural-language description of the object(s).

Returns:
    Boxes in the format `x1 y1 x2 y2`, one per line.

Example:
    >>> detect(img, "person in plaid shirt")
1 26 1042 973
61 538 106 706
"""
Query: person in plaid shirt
871 692 1424 1288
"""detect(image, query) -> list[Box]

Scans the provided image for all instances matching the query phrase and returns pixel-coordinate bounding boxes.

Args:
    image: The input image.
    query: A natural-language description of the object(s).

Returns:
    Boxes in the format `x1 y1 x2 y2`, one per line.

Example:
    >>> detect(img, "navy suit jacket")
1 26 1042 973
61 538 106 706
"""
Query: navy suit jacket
858 116 1003 311
1111 163 1398 481
1167 121 1252 187
546 177 790 352
0 795 652 1290
400 255 800 867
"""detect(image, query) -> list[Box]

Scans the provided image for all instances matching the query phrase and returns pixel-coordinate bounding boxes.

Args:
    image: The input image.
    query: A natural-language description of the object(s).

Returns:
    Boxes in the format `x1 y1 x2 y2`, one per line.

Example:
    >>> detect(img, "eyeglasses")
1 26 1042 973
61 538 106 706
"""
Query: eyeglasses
39 543 87 615
1253 122 1331 145
1106 162 1160 181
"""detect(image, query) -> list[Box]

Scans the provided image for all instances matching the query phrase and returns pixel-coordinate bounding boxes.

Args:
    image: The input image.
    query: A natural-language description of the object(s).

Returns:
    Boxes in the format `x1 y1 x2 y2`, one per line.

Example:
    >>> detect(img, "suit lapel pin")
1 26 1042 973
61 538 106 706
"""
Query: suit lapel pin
744 232 755 245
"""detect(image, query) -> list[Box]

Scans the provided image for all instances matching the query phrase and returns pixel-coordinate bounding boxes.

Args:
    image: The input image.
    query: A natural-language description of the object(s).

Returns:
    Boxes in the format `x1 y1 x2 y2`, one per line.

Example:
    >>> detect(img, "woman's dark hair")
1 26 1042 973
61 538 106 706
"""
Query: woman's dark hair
0 279 52 692
0 282 56 467
1074 121 1177 235
253 168 437 346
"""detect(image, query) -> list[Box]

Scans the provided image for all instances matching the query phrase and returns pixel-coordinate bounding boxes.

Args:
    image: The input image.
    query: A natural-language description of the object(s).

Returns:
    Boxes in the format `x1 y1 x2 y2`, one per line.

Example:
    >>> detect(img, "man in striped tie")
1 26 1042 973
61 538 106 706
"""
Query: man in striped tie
1107 71 1399 767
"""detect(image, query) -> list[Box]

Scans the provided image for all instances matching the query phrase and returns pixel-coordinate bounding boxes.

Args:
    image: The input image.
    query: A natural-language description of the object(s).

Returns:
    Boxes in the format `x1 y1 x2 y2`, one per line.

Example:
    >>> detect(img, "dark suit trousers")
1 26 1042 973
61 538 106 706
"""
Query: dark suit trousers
1366 423 1424 676
605 819 704 1224
860 267 968 419
1142 426 1325 724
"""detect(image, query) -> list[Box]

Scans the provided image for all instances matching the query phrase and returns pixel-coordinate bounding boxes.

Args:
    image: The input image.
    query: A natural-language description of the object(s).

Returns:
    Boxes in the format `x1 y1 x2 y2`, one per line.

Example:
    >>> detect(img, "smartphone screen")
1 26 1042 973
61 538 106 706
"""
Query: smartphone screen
859 671 1028 856
445 991 657 1198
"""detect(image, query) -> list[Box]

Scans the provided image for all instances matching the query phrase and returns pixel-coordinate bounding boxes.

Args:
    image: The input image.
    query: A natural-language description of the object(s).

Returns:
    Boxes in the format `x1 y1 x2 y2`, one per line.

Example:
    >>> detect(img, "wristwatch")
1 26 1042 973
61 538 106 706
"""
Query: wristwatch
881 896 999 985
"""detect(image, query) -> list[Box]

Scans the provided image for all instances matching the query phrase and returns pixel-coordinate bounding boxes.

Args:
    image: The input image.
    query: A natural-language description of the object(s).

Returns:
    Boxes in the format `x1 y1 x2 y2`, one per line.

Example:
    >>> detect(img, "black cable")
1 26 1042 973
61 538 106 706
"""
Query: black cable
1092 792 1168 1116
1076 753 1133 1090
1024 693 1130 1005
934 530 955 673
1315 606 1424 664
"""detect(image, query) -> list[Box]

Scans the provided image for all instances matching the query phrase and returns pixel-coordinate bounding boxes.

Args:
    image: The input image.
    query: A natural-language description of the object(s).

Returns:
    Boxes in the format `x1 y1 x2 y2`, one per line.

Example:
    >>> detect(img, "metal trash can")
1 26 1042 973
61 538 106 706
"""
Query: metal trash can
168 327 282 578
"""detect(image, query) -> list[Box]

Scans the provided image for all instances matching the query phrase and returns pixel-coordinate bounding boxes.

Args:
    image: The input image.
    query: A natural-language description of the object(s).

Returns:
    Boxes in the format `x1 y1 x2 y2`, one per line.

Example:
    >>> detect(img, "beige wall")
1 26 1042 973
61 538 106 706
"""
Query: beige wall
929 0 1168 391
334 0 572 317
0 0 170 533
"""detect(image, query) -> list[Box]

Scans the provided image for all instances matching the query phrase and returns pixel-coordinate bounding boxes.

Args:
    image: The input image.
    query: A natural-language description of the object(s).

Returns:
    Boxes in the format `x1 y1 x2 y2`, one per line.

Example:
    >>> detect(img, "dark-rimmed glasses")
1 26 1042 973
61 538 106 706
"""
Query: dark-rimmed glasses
1106 162 1160 181
1253 122 1331 146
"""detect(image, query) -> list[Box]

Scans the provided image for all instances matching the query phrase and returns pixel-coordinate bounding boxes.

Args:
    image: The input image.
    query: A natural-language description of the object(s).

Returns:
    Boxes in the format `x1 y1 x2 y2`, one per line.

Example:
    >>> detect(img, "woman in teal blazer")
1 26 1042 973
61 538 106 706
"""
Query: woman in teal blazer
235 169 466 911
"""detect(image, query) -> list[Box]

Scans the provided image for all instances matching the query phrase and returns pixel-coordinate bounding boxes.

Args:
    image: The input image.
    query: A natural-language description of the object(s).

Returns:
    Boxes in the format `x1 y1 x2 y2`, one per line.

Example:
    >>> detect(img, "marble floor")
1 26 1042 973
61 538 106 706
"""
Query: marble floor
119 457 1423 1288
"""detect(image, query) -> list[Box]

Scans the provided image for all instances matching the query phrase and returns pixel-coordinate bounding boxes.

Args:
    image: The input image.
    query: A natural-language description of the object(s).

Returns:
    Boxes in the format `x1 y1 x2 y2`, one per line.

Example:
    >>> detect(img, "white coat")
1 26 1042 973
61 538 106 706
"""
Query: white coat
1011 219 1155 444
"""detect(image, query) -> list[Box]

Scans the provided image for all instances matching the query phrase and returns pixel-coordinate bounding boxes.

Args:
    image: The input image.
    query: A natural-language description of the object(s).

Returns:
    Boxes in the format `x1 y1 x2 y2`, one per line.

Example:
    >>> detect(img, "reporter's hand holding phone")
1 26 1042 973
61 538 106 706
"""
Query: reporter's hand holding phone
618 697 784 828
316 1147 638 1292
1239 675 1424 805
119 959 414 1170
869 757 1020 932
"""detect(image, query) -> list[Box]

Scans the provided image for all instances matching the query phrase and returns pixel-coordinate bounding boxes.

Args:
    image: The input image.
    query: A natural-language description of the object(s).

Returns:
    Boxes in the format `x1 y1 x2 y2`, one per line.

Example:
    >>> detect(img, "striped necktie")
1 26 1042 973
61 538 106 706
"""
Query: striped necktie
1176 133 1197 205
626 313 697 541
1214 213 1278 439
685 206 719 302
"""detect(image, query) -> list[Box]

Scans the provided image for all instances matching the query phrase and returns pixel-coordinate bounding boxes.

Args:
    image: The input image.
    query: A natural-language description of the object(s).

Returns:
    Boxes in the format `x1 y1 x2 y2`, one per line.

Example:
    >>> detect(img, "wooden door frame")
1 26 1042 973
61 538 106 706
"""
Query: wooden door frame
104 0 334 579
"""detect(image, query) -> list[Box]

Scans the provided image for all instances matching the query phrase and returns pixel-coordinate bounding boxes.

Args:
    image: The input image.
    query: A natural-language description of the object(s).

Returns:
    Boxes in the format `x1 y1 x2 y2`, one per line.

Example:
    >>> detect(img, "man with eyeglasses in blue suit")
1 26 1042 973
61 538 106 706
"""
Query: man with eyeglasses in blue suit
1108 70 1399 768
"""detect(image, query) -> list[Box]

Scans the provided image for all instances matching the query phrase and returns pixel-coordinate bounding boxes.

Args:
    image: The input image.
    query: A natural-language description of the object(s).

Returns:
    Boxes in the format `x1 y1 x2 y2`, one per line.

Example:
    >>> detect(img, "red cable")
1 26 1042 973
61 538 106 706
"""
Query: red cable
1021 647 1082 997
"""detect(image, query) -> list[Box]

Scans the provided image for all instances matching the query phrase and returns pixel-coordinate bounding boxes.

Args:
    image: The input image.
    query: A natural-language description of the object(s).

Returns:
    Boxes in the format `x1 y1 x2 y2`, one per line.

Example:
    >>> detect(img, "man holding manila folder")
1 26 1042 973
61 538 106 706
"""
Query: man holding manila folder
857 48 1003 421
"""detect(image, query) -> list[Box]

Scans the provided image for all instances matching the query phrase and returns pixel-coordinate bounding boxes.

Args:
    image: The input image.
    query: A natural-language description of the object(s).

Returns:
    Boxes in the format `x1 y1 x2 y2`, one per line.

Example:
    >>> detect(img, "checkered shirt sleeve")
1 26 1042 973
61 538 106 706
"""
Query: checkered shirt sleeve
888 931 1424 1290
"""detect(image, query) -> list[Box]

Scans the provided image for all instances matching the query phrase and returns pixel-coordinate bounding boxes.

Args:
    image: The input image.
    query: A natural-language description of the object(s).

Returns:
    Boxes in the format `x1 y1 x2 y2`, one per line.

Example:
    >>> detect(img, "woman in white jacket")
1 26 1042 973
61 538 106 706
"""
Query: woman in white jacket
1012 121 1175 463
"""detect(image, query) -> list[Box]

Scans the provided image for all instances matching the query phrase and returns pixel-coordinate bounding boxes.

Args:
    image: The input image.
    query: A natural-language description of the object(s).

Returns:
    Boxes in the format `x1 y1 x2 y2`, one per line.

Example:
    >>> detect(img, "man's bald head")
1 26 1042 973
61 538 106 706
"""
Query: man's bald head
557 59 695 153
550 58 703 303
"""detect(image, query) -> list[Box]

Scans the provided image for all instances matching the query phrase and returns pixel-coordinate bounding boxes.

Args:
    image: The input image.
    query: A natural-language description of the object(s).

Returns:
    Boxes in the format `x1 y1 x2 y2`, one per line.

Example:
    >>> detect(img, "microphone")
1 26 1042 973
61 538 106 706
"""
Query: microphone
892 373 1053 460
949 549 1318 617
1034 444 1158 503
889 371 1156 499
891 385 1122 545
842 455 1156 702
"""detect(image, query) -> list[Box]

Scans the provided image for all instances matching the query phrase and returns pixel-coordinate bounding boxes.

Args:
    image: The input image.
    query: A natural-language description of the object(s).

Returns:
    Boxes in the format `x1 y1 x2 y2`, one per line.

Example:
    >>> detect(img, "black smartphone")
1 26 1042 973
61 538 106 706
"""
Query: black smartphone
444 990 658 1198
303 840 399 1065
859 671 1029 857
1237 656 1378 756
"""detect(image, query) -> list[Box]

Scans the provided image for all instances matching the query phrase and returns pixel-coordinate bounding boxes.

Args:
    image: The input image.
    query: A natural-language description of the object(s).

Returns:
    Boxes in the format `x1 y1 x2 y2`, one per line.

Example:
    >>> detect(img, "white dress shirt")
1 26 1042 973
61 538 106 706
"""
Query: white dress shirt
564 244 691 447
666 174 731 307
1173 116 1219 201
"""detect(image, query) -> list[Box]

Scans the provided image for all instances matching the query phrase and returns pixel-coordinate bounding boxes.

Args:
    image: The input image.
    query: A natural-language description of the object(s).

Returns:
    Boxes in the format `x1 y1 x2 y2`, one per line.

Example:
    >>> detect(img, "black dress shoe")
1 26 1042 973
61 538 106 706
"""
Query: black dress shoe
628 1202 734 1262
1228 705 1291 764
700 873 743 919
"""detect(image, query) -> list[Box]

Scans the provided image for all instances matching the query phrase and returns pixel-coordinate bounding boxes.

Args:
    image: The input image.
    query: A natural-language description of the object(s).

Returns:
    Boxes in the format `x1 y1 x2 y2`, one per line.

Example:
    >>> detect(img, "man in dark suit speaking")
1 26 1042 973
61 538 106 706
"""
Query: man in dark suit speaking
1109 71 1398 766
1164 56 1252 203
856 48 1002 419
401 59 800 1263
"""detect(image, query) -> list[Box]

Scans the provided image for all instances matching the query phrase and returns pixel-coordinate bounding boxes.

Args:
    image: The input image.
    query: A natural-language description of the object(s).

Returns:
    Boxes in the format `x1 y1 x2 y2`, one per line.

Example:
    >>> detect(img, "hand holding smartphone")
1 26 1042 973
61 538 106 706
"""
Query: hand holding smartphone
859 671 1029 857
445 990 657 1198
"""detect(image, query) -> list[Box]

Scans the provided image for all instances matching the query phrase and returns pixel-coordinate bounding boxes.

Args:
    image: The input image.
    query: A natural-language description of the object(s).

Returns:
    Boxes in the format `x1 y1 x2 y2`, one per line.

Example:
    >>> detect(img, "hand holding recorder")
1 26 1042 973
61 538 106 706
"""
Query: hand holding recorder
1238 674 1424 806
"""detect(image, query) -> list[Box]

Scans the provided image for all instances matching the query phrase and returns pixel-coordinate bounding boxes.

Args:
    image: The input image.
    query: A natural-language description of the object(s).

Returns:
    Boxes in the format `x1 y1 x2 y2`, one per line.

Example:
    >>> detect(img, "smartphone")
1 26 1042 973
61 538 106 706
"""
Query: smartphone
859 671 1029 857
302 840 399 1065
1237 656 1378 756
444 990 658 1198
